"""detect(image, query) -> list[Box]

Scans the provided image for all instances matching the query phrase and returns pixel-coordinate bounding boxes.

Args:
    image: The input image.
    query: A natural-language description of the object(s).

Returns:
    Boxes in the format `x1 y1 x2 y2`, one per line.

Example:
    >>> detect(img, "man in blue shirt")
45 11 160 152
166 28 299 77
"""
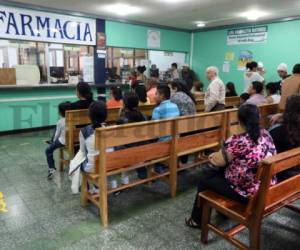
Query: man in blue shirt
151 84 180 173
152 84 180 121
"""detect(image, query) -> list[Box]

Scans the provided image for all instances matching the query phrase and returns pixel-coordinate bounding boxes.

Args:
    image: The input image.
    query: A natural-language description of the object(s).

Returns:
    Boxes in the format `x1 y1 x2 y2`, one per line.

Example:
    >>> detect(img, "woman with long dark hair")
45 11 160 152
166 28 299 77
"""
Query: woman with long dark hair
169 81 196 116
135 85 151 105
269 95 300 180
185 104 276 228
226 82 238 97
117 92 148 180
107 86 123 108
136 65 147 82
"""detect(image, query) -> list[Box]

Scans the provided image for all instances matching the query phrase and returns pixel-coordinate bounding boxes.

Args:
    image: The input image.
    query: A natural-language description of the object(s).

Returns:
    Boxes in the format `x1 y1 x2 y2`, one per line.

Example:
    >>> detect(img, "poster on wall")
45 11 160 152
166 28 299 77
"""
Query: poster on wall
237 50 253 71
82 56 94 82
223 61 230 73
147 30 161 49
97 32 106 50
225 52 235 61
227 26 268 45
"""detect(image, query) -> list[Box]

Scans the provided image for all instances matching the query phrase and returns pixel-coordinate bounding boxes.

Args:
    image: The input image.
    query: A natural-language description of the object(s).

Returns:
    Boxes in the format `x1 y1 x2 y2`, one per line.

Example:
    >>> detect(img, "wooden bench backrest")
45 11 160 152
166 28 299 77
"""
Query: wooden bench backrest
96 118 174 172
226 104 279 138
195 99 205 112
225 96 240 108
258 103 279 128
175 111 227 155
65 109 91 156
65 97 241 146
195 97 240 112
95 110 229 173
64 104 156 153
246 147 300 218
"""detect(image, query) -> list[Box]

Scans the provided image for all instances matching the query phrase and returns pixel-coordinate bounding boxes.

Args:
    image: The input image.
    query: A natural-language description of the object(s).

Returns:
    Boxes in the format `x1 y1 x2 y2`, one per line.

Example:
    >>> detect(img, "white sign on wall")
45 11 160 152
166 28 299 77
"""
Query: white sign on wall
227 26 268 45
0 6 96 45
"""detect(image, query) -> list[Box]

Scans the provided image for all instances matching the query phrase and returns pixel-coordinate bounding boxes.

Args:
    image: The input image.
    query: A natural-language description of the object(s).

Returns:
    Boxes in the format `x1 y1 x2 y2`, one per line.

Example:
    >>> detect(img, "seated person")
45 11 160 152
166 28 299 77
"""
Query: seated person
191 81 204 99
226 82 238 97
169 81 196 116
246 81 267 106
152 84 180 121
269 95 300 181
107 86 123 108
117 92 148 179
266 82 281 104
72 101 124 193
239 93 250 105
68 82 94 110
135 85 151 105
45 101 70 179
146 79 158 104
185 104 276 228
152 84 180 173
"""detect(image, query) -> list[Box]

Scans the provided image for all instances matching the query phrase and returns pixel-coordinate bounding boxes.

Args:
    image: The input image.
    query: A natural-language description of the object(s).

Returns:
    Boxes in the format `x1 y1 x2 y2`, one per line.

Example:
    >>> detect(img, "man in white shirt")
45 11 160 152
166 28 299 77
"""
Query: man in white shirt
244 61 264 93
171 63 179 80
204 66 226 112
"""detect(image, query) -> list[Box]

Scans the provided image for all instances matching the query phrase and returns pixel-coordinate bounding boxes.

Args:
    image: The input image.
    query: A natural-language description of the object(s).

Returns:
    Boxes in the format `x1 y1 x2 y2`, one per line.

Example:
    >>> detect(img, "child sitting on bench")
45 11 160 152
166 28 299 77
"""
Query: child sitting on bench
45 101 70 179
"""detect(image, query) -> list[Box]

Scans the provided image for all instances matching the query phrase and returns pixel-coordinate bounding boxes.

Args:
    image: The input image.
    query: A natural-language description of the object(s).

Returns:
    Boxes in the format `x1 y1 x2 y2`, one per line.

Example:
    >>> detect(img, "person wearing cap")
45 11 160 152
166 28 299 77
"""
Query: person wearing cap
257 61 266 77
275 63 290 93
204 66 226 112
181 64 197 90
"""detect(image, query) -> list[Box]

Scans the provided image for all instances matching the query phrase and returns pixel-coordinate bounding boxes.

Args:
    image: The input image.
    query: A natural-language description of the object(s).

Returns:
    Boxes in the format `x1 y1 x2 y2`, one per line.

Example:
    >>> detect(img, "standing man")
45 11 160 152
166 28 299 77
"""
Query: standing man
171 63 180 80
271 63 300 124
204 66 226 112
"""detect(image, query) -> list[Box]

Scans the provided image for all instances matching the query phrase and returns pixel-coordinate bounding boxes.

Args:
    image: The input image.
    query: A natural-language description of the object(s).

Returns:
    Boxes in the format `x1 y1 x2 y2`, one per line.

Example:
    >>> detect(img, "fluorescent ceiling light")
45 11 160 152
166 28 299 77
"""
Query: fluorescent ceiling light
240 10 269 21
196 22 206 27
159 0 186 3
102 3 142 16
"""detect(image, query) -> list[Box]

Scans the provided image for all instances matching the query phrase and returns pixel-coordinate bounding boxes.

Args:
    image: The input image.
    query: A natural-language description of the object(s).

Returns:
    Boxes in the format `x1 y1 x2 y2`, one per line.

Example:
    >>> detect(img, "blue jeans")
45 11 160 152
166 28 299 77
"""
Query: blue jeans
45 140 64 170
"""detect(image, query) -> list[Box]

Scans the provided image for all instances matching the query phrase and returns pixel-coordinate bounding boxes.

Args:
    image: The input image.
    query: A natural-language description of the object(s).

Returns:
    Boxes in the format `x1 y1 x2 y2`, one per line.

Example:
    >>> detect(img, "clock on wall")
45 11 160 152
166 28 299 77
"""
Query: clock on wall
147 30 161 49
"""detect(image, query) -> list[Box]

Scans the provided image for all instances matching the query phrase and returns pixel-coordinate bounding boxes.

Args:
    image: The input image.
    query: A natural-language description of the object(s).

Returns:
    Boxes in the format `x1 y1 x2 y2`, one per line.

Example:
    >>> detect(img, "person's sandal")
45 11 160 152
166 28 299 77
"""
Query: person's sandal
185 217 201 229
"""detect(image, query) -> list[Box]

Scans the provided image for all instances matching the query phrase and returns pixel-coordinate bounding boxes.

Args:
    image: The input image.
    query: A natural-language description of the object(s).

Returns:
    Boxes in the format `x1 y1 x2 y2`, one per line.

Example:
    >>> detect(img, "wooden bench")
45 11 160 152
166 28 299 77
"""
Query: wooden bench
80 118 176 226
78 104 280 226
199 147 300 250
170 111 228 196
61 97 241 170
80 111 230 225
195 96 240 112
60 104 156 171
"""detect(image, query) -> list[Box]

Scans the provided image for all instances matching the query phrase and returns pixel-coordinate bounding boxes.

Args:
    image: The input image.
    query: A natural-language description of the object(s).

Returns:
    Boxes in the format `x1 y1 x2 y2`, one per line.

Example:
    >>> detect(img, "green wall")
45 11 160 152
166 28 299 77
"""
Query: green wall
0 88 78 132
192 20 300 94
106 21 191 53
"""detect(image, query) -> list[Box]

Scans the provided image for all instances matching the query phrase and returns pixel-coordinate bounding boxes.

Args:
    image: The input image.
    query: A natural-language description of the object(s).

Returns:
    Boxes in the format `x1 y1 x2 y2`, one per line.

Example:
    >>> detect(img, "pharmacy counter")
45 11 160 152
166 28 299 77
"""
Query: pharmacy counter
0 83 131 133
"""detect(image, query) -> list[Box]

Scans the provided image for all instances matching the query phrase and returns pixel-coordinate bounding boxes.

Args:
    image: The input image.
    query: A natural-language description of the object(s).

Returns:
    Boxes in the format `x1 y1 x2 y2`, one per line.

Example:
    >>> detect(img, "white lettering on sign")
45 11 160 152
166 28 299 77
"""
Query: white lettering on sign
227 26 268 45
0 6 96 45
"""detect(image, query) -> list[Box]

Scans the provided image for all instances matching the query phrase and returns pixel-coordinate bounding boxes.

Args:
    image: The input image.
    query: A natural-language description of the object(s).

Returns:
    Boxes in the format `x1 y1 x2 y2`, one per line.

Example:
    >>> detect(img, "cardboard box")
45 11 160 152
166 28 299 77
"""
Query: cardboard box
0 68 16 85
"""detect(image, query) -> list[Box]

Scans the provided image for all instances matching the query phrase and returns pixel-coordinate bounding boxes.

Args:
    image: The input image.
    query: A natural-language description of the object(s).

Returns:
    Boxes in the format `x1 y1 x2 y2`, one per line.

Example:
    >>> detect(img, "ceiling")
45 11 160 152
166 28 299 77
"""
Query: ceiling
2 0 300 30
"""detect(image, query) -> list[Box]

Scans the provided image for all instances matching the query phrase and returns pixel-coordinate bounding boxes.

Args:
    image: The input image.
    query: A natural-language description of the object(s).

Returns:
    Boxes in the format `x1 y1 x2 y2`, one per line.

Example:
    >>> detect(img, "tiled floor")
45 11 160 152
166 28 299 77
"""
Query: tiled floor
0 130 299 250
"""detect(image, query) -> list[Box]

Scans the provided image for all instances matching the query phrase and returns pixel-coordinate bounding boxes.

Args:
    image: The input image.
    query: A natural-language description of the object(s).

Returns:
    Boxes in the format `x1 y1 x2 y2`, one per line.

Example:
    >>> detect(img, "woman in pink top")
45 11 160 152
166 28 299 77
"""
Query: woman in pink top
186 104 276 228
